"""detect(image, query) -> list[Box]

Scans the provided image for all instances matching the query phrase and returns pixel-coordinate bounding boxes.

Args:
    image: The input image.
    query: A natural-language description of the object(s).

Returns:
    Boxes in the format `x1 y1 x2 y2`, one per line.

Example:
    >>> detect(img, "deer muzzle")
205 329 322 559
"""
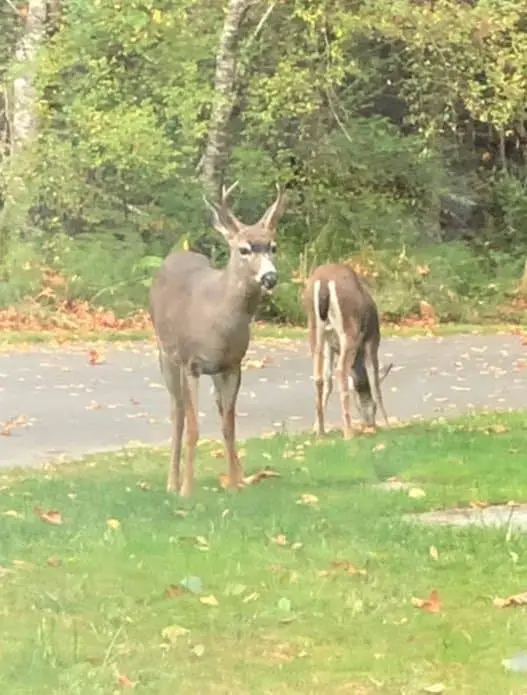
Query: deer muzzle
260 271 277 290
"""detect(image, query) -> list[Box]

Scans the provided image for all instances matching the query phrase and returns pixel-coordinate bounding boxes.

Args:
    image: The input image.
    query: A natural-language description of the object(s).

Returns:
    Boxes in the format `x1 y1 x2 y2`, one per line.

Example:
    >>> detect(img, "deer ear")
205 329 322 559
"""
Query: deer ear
203 196 240 240
259 184 285 234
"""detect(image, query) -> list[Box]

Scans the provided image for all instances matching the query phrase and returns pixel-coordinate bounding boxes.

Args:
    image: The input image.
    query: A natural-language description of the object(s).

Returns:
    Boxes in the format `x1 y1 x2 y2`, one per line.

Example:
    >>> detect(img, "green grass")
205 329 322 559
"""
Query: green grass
1 412 527 693
0 320 525 350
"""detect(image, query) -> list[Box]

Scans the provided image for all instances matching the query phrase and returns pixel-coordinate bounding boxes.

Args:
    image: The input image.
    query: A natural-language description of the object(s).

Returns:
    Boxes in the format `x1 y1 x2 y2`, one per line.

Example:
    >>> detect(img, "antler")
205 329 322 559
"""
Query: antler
221 180 239 204
258 183 285 231
203 180 242 239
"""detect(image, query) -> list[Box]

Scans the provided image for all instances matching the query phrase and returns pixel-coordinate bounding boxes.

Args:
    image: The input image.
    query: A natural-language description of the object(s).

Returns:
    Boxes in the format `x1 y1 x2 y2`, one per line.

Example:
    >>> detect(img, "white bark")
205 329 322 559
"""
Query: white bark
200 0 252 201
11 0 47 152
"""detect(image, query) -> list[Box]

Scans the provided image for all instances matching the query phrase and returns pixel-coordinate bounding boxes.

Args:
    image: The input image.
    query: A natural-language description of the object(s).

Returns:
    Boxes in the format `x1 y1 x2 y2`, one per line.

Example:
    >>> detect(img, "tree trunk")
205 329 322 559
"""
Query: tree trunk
0 0 47 263
199 0 252 202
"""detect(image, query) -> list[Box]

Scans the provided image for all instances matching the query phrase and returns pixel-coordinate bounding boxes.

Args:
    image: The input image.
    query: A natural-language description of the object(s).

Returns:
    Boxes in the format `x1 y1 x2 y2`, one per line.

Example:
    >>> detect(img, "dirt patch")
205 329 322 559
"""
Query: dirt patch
406 504 527 530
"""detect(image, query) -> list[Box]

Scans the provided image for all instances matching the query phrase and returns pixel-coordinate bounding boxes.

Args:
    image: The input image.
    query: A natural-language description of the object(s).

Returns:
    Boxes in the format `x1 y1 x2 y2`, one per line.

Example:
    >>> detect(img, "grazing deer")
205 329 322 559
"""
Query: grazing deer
149 182 284 496
303 263 392 439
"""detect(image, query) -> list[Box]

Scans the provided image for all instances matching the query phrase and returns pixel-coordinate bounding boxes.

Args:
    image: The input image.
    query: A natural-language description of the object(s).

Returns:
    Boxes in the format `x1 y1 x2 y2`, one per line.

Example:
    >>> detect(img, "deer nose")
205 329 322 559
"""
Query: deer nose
260 271 277 290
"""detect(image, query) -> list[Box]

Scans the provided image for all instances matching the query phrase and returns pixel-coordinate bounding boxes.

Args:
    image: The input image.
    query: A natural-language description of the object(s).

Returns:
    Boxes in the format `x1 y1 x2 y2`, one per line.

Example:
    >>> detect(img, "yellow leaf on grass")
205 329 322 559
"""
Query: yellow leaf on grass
408 487 426 499
200 594 219 607
429 545 439 561
2 510 24 519
107 518 121 530
296 493 319 506
191 644 205 657
271 534 288 546
161 625 189 644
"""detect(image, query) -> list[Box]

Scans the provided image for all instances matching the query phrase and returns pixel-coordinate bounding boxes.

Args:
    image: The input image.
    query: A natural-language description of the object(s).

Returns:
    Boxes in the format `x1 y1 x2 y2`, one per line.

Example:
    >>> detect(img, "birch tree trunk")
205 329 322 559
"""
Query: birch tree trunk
200 0 252 202
0 0 47 262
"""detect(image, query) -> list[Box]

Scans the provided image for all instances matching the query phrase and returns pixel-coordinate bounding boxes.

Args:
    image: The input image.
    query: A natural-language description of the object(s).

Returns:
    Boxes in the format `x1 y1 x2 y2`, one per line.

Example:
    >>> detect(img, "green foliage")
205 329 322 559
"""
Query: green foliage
1 0 527 324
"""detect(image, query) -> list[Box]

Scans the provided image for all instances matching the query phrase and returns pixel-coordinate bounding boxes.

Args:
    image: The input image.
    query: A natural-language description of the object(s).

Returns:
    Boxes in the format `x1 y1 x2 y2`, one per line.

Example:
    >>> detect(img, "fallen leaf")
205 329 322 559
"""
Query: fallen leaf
296 493 319 506
243 468 280 485
164 584 184 598
107 518 121 530
161 624 189 644
332 560 367 576
271 533 288 546
191 643 205 657
210 448 224 459
429 545 439 561
423 684 445 694
0 414 29 436
493 591 527 608
200 594 219 607
278 597 292 612
503 651 527 672
34 506 63 525
88 349 104 365
373 443 386 452
411 589 441 613
408 487 427 499
46 556 61 567
117 672 136 689
179 575 203 594
291 541 304 550
2 510 24 519
242 591 260 603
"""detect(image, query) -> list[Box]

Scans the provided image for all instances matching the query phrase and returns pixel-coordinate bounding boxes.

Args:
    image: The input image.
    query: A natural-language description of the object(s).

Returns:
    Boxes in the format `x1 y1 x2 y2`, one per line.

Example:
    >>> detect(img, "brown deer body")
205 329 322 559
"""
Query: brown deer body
150 182 284 496
303 263 392 438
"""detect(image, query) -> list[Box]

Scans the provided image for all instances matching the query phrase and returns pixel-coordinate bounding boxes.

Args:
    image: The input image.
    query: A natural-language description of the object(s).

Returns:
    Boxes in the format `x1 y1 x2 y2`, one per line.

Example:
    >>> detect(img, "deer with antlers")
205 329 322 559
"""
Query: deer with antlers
149 182 284 496
303 263 392 439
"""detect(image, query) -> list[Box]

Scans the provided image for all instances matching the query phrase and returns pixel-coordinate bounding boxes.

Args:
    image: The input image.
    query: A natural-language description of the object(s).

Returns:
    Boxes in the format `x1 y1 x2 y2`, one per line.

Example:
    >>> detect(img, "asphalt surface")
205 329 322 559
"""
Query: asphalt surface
0 334 526 468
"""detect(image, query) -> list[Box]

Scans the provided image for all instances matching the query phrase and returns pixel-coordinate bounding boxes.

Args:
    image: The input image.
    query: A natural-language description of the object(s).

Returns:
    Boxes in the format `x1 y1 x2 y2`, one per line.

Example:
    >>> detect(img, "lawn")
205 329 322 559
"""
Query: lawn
1 412 527 694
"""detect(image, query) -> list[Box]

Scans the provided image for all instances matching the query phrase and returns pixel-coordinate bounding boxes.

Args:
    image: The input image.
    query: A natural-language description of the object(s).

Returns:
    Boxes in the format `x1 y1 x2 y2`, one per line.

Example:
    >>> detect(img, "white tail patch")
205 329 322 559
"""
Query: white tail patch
327 280 345 335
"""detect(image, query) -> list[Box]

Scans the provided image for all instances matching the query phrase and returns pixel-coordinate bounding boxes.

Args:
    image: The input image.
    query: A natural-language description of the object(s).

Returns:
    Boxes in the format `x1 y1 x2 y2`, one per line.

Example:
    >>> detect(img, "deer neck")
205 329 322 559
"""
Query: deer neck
221 255 262 320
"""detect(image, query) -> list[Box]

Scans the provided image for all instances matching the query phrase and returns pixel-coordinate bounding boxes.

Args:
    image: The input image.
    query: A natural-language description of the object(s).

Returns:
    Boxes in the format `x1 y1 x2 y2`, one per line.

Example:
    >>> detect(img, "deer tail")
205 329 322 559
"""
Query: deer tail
314 280 330 322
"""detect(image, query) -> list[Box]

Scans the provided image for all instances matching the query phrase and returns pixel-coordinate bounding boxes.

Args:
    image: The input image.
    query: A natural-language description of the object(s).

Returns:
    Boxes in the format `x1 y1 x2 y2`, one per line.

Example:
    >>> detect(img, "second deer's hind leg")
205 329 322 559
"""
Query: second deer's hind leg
336 336 357 440
212 368 243 488
365 342 389 426
158 353 185 493
180 370 200 497
322 341 336 413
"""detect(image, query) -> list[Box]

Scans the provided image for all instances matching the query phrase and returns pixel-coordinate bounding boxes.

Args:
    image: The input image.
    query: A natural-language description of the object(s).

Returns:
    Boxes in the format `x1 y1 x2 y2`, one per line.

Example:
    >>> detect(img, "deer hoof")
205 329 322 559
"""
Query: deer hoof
166 479 179 494
179 483 193 497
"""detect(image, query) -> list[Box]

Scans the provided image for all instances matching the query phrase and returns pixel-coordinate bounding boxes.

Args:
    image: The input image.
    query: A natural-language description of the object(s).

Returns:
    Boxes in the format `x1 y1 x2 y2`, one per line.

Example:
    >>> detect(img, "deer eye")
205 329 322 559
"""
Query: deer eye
238 245 251 256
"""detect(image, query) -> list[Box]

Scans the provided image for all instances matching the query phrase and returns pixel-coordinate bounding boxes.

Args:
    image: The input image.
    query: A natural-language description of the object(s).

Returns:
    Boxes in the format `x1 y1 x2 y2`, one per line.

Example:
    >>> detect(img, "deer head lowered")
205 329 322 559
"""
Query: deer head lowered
149 182 285 496
302 263 393 438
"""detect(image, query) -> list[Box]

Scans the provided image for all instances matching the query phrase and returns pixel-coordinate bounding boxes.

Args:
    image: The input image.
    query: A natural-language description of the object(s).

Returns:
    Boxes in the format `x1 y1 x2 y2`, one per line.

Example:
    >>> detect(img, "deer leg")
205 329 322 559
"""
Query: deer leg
322 342 336 412
365 343 389 426
336 339 356 440
212 368 243 488
313 345 325 437
167 377 186 493
180 371 200 497
158 352 185 493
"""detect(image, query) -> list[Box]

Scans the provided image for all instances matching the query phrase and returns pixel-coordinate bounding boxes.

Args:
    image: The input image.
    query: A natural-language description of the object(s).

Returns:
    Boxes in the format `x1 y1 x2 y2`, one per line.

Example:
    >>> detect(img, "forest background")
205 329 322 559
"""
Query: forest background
1 0 527 331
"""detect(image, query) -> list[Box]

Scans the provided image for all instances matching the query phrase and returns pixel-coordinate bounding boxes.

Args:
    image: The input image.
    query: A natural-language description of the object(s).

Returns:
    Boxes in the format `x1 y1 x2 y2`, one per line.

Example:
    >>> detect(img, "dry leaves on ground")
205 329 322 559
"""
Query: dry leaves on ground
88 349 105 365
0 415 29 436
34 506 63 525
493 591 527 608
218 468 280 490
200 594 219 607
331 560 367 576
411 589 441 613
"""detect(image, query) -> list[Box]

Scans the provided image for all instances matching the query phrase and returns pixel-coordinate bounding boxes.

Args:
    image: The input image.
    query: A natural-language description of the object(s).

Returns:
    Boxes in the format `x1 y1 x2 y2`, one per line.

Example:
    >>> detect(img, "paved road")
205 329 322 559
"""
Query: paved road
0 334 526 468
